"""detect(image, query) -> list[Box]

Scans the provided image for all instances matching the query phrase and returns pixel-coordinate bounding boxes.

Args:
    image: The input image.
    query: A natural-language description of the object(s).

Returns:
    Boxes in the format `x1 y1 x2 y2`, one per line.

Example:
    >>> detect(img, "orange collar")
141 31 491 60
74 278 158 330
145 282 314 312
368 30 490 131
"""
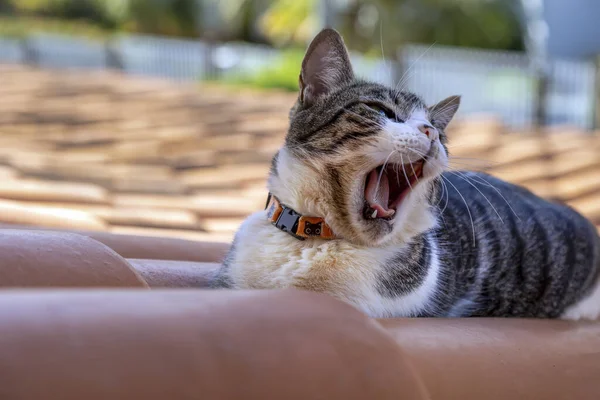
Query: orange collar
265 194 336 240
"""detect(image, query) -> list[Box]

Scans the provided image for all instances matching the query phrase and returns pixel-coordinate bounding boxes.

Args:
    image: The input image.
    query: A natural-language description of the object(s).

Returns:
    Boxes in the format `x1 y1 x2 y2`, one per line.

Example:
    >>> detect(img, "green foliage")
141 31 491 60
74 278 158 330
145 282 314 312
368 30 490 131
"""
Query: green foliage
223 49 303 92
8 0 47 13
0 15 111 39
0 0 15 13
0 0 524 53
125 0 198 37
10 0 120 29
5 0 200 37
342 0 523 54
260 0 316 46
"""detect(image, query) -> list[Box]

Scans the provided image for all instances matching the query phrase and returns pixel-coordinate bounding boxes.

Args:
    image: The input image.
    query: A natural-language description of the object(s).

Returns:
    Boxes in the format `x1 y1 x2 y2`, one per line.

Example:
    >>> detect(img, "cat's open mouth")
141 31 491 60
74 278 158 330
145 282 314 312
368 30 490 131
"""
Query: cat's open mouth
363 160 424 219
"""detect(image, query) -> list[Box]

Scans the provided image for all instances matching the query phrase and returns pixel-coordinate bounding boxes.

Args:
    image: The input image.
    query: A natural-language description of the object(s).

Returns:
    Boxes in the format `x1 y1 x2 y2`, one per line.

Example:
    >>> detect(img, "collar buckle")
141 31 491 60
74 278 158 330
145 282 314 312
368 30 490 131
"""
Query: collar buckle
273 206 305 241
265 193 336 241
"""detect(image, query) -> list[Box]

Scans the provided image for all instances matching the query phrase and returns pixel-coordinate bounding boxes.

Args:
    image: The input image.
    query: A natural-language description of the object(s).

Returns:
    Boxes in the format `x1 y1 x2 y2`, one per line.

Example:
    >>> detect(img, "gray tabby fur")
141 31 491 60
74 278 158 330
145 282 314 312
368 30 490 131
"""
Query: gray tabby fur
211 29 600 319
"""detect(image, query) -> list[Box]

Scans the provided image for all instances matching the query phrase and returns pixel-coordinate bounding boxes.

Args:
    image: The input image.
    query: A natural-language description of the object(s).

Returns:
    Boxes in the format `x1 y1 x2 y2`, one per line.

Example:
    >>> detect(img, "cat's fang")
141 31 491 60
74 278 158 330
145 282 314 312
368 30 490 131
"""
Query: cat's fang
371 209 378 219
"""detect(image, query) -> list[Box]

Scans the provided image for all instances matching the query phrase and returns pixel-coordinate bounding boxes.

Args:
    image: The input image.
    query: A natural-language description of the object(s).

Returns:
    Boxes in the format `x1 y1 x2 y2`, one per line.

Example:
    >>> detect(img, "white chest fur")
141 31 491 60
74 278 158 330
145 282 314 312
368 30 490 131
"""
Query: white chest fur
227 211 441 318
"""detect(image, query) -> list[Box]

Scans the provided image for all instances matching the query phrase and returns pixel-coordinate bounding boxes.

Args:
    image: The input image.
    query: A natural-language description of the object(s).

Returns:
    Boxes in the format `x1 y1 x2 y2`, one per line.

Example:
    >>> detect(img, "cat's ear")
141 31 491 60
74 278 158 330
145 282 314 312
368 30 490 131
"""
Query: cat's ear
429 95 461 130
299 28 354 107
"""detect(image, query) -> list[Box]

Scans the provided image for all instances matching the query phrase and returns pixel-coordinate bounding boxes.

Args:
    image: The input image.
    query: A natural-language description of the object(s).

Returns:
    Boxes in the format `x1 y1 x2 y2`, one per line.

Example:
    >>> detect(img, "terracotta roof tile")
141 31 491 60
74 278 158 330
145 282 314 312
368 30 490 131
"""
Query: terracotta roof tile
0 199 106 231
0 179 109 204
178 164 271 188
0 166 18 180
201 218 245 234
109 226 233 243
0 65 597 240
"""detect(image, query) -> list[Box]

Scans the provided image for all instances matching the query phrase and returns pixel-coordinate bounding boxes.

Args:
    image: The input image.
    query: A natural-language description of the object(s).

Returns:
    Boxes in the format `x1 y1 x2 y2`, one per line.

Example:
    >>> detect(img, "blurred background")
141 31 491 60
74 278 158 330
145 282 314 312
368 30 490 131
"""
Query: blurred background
0 0 598 242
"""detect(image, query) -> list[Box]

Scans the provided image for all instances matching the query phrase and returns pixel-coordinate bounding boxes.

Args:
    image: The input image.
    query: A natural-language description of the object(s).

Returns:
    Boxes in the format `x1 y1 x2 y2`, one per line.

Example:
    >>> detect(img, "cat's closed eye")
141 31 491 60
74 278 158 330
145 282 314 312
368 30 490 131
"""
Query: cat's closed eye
368 104 405 123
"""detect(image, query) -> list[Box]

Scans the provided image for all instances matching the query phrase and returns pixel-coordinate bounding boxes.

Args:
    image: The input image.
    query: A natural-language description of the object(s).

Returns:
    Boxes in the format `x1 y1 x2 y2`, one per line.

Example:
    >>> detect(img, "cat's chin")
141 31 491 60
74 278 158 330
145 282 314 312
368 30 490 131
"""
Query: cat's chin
362 159 425 222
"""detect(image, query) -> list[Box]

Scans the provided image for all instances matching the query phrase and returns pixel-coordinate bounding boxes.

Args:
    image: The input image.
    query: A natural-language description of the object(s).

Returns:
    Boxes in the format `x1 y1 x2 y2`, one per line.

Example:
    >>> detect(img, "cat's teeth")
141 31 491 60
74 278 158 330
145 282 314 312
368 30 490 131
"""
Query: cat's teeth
371 209 378 219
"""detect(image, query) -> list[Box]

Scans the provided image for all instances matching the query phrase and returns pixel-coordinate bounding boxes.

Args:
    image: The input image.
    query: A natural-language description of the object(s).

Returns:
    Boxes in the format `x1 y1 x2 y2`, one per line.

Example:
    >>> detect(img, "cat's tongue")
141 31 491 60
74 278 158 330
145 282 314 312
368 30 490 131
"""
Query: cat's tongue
365 168 395 218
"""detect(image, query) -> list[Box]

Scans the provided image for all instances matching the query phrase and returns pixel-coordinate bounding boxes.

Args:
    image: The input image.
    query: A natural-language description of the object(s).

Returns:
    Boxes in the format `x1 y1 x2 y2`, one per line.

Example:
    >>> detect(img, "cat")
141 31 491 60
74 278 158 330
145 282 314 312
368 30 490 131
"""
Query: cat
211 28 600 319
301 220 323 237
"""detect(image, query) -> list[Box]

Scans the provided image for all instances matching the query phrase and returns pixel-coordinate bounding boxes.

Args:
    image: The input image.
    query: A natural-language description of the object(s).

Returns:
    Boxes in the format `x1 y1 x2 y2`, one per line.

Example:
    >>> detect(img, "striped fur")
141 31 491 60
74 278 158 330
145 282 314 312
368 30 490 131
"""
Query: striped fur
211 29 600 319
429 172 600 317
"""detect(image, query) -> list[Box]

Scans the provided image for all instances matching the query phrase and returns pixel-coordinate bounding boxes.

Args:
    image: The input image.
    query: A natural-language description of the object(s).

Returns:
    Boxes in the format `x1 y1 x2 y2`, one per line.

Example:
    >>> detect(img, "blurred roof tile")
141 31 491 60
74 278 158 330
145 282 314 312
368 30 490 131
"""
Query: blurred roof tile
0 65 597 239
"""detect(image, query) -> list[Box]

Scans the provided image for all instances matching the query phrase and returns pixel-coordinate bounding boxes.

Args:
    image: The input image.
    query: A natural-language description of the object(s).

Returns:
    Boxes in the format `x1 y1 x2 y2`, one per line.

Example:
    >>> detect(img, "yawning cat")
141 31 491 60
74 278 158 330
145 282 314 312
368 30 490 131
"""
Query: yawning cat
211 29 600 319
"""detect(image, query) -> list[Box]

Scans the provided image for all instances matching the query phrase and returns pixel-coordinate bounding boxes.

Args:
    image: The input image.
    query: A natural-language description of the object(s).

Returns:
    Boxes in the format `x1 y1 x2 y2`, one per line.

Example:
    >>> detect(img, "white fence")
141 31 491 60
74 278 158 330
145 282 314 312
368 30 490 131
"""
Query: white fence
400 45 595 129
0 33 595 129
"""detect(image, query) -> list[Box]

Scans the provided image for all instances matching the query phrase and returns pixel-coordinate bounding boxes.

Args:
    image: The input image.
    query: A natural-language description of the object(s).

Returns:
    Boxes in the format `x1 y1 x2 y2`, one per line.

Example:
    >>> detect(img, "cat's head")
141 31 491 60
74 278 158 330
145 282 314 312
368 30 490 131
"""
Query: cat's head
268 29 460 246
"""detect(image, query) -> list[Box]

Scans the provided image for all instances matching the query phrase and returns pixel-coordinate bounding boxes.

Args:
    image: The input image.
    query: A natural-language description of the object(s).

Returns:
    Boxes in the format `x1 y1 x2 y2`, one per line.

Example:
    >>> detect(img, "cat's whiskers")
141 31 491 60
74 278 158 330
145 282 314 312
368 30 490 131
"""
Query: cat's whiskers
409 160 419 184
393 42 436 95
408 148 520 224
394 162 401 187
400 154 413 191
441 174 476 244
434 177 447 207
449 171 504 224
449 155 498 166
430 101 461 117
439 179 450 215
375 137 431 166
428 172 449 223
374 150 396 201
446 162 491 169
379 18 392 85
435 186 448 225
451 171 521 221
409 148 442 171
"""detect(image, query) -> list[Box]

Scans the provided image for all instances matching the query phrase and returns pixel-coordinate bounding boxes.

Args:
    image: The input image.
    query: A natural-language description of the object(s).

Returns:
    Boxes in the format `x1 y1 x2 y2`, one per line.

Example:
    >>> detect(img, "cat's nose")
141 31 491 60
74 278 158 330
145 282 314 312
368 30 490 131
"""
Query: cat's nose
417 122 439 142
417 122 434 137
